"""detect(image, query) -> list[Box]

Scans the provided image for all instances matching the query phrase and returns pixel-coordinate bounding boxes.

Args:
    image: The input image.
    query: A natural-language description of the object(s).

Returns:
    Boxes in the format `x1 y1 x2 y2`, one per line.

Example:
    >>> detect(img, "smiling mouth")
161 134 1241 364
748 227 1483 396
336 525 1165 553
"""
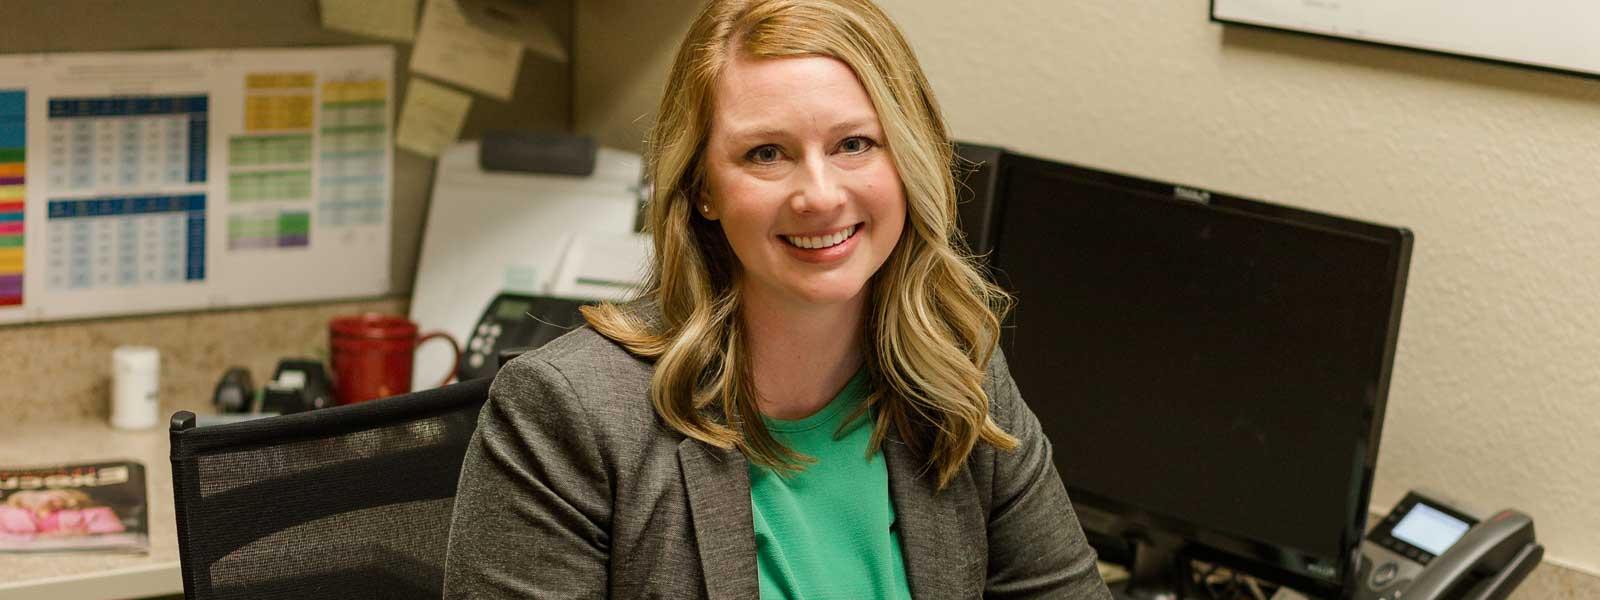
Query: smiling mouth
781 224 859 250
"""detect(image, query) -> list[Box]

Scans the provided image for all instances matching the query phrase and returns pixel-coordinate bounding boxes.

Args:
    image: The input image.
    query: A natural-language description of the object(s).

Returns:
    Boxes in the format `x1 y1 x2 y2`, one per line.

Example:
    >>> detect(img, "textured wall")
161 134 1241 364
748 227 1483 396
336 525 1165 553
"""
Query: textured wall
874 0 1600 573
575 0 703 152
0 297 408 426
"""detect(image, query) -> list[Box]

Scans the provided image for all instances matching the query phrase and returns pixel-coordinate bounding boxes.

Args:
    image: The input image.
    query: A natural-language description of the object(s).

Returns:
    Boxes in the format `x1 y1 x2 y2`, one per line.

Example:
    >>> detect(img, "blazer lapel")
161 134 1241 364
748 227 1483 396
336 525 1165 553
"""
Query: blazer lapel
678 438 760 600
885 430 984 600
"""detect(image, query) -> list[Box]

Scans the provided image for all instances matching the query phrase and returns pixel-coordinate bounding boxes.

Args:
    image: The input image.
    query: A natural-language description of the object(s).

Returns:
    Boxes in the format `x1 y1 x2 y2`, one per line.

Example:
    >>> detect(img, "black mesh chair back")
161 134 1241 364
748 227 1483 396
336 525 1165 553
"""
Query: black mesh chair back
168 377 492 599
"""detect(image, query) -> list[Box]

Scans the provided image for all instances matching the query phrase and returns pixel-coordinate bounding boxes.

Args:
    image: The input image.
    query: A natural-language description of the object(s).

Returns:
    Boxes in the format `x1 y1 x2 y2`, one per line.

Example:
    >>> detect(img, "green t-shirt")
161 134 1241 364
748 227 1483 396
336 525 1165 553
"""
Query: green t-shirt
748 369 913 600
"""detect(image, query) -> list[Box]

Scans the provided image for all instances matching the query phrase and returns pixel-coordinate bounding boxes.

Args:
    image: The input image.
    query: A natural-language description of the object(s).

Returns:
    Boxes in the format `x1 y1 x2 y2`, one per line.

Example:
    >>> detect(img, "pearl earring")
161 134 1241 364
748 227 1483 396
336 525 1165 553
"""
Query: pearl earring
701 203 710 214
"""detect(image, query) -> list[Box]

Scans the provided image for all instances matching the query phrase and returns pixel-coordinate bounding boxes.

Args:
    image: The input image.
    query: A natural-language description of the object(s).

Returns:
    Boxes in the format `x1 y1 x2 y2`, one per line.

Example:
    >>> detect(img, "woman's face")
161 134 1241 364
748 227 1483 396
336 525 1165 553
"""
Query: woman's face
702 53 906 311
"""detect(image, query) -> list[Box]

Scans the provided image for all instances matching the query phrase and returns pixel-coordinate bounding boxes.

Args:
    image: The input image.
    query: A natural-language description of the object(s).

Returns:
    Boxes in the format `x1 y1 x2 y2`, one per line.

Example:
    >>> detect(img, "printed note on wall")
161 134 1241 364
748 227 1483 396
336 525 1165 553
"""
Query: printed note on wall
396 77 472 158
410 0 523 100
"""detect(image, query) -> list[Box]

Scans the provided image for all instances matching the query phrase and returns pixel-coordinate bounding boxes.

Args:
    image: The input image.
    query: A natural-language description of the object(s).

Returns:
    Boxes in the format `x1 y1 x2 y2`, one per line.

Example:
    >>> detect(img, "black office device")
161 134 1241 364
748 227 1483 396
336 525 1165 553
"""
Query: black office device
1356 492 1540 600
479 130 597 176
212 367 256 414
260 358 335 415
962 144 1414 599
457 293 591 381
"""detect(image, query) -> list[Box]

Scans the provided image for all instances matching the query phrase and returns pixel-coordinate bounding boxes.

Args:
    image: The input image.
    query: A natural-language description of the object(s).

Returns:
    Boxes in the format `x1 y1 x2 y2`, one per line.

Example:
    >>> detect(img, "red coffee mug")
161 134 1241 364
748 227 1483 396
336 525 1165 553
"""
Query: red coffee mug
329 314 461 405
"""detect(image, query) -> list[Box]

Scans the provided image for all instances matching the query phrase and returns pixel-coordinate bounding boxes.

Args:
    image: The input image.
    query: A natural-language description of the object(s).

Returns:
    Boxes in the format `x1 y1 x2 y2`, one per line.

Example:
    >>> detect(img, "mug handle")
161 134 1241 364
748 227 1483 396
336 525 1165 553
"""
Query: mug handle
416 331 463 388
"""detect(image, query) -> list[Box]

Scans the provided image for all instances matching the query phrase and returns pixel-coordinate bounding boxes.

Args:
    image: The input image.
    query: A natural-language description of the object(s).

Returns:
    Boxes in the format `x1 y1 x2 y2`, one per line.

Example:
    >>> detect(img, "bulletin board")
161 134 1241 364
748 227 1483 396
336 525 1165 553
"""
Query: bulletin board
1212 0 1600 79
0 46 394 325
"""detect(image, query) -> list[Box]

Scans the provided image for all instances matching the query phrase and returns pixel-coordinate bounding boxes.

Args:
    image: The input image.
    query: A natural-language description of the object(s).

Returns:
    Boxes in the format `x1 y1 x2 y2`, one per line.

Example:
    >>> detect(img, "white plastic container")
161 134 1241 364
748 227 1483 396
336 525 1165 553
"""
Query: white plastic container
111 346 161 430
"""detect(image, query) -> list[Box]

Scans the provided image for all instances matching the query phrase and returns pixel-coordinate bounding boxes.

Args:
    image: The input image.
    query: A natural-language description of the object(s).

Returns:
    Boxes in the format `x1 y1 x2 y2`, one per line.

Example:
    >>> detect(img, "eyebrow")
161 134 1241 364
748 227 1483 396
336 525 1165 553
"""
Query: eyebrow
720 117 881 145
826 117 880 136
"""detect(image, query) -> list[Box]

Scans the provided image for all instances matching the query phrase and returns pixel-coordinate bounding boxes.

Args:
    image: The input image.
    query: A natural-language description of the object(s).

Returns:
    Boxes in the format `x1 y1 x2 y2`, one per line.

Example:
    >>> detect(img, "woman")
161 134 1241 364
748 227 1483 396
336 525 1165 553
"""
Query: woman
443 1 1111 598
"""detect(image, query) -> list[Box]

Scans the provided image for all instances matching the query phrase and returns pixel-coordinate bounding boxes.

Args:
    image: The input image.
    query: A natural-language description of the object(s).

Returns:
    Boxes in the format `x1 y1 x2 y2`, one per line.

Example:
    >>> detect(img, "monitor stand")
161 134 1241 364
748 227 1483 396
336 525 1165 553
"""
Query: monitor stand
1116 532 1193 600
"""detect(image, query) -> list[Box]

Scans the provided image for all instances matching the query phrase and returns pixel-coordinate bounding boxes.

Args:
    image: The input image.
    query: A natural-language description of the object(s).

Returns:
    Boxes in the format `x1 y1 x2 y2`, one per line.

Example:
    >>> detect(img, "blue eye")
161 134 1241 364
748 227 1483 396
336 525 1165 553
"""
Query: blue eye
840 136 876 154
747 145 782 164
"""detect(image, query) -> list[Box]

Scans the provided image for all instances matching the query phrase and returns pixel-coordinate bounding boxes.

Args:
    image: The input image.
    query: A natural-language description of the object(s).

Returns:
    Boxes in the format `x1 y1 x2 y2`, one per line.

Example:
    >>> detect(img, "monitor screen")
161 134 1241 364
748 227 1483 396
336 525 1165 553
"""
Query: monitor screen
989 157 1408 590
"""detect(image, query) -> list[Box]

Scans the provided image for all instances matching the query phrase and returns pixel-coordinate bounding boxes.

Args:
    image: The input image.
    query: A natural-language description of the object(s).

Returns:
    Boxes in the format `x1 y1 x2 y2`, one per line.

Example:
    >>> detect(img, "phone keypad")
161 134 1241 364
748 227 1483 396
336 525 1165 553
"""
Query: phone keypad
466 320 503 370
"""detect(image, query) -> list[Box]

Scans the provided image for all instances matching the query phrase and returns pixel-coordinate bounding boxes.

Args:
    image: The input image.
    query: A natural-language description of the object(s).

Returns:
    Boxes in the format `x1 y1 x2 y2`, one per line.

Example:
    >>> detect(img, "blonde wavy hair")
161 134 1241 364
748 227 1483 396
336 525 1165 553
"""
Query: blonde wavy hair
582 0 1016 489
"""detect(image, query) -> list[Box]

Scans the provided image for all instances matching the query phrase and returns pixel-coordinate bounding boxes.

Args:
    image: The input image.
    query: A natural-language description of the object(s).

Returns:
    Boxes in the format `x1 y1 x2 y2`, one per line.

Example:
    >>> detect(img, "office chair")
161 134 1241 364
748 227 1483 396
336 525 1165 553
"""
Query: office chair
168 376 492 599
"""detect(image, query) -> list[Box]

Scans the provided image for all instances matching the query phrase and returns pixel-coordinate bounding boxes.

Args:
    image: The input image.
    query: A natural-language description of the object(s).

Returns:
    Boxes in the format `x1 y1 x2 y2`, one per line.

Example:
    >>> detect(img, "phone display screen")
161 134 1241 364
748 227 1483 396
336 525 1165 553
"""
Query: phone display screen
1392 503 1472 555
495 299 533 321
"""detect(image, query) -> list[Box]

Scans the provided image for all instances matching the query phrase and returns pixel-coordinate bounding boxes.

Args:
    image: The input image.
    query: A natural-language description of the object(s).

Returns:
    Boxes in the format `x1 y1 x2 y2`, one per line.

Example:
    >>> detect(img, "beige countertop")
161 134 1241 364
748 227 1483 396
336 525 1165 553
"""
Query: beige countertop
1515 561 1600 599
0 421 181 600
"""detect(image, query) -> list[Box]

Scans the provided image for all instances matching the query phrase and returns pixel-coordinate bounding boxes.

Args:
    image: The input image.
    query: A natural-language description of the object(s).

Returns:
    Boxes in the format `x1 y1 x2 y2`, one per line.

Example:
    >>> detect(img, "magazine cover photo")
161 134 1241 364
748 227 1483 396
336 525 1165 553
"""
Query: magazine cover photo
0 460 148 553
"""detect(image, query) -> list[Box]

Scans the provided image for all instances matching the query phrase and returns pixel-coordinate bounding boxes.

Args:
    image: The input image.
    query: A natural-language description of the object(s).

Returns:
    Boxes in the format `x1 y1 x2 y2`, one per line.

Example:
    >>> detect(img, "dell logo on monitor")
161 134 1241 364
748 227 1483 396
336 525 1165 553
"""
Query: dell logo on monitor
1174 186 1212 204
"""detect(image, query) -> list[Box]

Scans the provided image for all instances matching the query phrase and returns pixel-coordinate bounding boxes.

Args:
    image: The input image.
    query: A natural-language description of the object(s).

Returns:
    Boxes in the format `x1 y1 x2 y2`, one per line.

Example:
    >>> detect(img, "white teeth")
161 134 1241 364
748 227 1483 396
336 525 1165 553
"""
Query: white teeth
785 225 856 249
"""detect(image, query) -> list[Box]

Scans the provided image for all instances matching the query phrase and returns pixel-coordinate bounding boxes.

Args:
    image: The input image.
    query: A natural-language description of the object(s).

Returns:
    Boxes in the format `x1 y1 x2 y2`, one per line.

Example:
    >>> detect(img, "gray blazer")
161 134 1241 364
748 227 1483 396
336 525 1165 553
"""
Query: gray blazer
443 322 1112 599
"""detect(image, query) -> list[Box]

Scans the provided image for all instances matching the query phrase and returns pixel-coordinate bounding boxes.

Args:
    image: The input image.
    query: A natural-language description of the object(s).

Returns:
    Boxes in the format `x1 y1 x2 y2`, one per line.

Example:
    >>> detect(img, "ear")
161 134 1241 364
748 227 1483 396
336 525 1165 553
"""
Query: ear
697 189 720 221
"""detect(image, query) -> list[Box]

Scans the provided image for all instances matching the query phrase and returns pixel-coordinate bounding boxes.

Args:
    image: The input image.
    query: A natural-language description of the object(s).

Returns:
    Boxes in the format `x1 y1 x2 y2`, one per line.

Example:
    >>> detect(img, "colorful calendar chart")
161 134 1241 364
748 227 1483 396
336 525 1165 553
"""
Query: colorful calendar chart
0 46 392 325
319 79 387 226
45 195 205 290
46 96 208 191
229 210 309 250
0 90 24 306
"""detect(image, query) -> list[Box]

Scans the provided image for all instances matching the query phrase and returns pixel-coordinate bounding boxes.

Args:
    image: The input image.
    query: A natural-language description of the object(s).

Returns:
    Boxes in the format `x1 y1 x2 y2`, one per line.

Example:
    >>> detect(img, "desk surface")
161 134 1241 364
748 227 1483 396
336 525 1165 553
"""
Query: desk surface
0 422 181 600
1 421 1595 600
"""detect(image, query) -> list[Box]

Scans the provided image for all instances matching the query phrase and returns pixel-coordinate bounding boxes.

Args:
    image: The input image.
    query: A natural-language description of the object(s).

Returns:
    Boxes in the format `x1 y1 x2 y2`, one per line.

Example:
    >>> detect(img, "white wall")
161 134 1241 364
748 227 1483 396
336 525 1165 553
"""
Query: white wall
575 0 1600 574
875 0 1600 573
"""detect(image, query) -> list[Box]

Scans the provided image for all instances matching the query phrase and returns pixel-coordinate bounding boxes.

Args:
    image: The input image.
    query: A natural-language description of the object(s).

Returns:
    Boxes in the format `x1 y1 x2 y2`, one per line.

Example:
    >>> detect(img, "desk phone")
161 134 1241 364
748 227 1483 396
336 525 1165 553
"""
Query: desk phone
1356 492 1541 600
459 293 590 381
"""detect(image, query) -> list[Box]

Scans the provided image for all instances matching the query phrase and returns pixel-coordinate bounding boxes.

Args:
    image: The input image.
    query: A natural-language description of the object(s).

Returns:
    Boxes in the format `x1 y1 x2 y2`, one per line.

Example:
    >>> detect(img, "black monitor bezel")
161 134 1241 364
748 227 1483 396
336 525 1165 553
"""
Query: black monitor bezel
985 151 1413 598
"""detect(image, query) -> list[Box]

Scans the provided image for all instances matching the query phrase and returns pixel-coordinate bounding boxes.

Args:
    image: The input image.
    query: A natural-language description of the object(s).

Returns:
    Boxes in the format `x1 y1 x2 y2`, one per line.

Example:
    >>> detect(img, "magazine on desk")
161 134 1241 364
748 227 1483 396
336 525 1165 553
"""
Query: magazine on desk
0 460 148 553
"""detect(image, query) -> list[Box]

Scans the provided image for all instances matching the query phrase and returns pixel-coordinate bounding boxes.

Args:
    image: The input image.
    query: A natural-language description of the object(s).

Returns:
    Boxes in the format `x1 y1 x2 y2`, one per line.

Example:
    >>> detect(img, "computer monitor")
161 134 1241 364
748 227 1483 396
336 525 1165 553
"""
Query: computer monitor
958 145 1412 598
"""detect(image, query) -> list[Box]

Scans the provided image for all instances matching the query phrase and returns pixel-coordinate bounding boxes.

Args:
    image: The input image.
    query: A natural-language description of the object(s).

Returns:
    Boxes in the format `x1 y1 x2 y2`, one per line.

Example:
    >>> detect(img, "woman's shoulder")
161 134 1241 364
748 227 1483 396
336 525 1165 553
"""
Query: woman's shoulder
486 306 671 450
982 346 1024 428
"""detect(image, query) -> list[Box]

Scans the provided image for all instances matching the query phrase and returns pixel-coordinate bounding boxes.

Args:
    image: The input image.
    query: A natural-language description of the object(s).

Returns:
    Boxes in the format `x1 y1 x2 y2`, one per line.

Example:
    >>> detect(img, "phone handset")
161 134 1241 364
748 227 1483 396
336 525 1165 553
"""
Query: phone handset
1403 509 1541 600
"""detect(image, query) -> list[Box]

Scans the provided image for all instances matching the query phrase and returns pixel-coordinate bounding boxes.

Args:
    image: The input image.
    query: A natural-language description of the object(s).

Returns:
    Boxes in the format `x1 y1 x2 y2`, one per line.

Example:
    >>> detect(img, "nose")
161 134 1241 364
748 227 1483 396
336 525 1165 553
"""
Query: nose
789 153 846 215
